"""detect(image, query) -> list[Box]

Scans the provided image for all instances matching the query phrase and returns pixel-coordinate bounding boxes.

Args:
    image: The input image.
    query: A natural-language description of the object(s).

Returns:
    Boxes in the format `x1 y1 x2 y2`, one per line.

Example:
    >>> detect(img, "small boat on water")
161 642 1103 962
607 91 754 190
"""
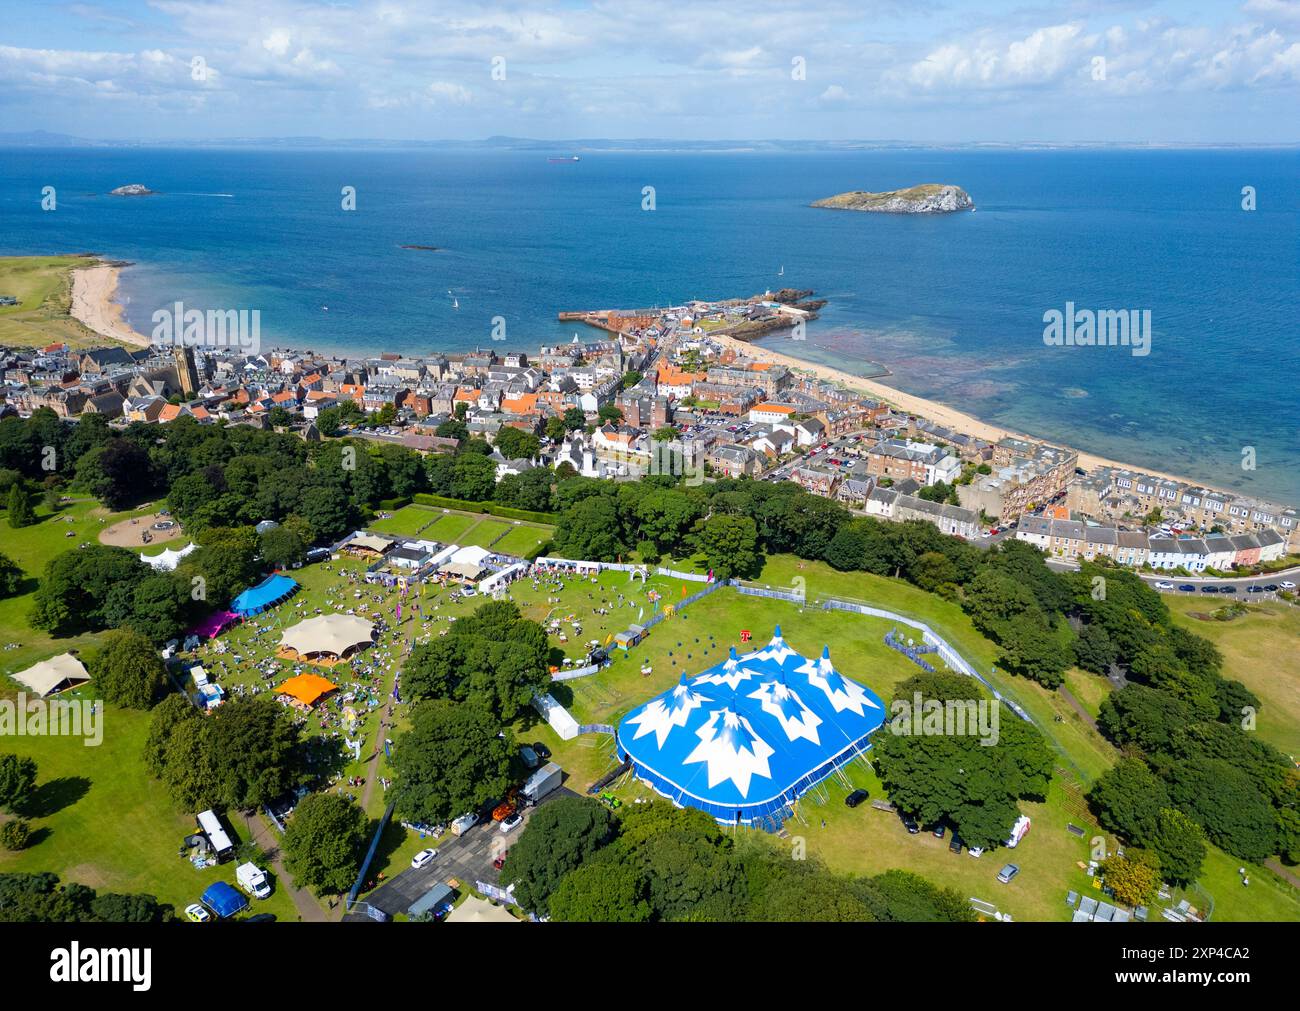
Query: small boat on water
452 298 459 309
548 155 580 163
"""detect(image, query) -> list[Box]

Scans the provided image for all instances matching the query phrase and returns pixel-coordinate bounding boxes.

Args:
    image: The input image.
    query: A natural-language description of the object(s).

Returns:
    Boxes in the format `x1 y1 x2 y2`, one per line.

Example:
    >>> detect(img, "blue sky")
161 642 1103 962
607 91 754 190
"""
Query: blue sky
2 0 1298 142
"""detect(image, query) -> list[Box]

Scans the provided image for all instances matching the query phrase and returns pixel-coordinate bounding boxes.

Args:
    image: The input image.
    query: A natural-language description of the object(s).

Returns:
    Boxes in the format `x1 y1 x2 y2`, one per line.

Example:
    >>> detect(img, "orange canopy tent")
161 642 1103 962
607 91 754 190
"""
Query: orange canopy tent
276 673 339 709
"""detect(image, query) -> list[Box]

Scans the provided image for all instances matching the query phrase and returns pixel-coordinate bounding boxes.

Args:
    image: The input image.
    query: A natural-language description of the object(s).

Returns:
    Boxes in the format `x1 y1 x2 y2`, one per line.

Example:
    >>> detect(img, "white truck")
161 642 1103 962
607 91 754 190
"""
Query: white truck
450 812 479 837
522 762 563 805
236 862 272 899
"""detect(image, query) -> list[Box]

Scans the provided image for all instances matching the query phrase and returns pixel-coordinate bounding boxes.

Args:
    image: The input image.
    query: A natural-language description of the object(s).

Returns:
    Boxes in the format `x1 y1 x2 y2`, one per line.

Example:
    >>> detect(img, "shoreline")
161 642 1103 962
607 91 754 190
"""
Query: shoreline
48 253 1285 506
709 331 1247 496
69 259 151 348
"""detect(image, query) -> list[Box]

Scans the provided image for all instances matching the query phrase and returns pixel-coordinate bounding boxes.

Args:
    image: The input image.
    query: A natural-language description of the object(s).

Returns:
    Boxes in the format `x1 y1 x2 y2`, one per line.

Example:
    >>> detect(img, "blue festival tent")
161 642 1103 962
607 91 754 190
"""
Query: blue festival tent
617 627 887 825
201 881 249 919
230 573 299 617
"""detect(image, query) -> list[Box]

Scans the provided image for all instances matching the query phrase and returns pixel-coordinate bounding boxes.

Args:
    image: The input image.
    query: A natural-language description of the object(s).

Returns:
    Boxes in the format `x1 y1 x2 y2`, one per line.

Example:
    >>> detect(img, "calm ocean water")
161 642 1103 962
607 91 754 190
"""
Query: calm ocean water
1 146 1297 503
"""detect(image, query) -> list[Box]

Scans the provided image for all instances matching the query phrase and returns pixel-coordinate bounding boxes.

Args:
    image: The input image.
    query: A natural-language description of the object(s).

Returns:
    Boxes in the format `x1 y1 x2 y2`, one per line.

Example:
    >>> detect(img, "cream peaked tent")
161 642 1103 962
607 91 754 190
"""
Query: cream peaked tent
444 896 519 923
12 653 92 697
280 614 376 660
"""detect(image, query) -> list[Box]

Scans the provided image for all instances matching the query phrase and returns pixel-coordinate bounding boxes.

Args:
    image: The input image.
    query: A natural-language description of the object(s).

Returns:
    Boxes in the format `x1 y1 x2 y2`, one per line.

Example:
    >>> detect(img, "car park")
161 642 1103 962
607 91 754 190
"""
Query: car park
997 863 1020 884
411 848 438 869
844 789 869 808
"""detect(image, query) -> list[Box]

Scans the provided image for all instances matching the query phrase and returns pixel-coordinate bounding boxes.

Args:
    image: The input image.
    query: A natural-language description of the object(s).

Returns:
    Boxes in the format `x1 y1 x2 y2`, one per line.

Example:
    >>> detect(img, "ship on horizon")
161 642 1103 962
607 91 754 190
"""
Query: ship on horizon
548 155 581 163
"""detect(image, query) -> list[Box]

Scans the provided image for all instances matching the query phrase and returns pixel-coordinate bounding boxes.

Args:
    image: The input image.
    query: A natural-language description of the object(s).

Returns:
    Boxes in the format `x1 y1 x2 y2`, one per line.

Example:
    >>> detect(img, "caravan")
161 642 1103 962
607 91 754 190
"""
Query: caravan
196 810 235 863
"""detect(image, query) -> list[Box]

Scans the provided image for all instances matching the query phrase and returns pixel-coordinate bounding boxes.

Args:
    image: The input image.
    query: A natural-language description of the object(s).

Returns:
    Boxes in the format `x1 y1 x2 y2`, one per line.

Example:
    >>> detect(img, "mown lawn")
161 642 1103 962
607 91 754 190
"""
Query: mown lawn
0 705 301 921
368 505 441 537
0 500 159 681
1166 597 1300 758
0 255 113 349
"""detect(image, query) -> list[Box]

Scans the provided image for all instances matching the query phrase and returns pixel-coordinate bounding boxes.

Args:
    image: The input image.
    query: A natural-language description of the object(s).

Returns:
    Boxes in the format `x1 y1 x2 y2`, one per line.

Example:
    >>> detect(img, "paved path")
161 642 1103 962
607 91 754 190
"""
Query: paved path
241 811 327 923
1058 686 1099 732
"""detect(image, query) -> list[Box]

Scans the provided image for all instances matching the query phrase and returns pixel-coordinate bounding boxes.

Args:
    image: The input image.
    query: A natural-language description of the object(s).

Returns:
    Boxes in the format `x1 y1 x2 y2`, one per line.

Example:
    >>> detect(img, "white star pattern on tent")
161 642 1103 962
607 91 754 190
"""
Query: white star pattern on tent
797 647 880 716
751 625 798 666
748 680 822 744
683 707 774 796
624 681 708 749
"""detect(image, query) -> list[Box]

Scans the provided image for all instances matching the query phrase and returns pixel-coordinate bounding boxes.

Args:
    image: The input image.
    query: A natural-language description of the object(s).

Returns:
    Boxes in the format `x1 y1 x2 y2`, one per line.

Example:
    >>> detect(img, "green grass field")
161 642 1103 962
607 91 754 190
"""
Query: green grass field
0 500 160 680
0 705 301 921
1166 596 1300 758
0 256 120 349
366 505 553 559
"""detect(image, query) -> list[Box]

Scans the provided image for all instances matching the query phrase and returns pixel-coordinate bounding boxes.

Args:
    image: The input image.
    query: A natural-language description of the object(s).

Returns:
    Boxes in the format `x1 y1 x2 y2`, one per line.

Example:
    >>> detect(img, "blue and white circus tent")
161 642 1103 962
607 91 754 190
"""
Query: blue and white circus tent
616 626 887 825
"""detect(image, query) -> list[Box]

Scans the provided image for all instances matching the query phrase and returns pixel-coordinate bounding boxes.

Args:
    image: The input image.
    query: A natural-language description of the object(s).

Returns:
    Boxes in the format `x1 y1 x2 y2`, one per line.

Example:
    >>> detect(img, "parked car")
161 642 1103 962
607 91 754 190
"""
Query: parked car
492 851 508 870
532 741 552 760
1247 585 1264 594
968 847 984 858
185 903 211 923
997 863 1020 884
1219 586 1237 594
500 812 523 833
1280 581 1297 590
1178 584 1197 592
900 812 920 834
845 789 869 808
519 745 540 769
1153 581 1174 590
1265 584 1280 592
932 823 947 839
1200 586 1218 593
949 835 964 855
411 848 438 869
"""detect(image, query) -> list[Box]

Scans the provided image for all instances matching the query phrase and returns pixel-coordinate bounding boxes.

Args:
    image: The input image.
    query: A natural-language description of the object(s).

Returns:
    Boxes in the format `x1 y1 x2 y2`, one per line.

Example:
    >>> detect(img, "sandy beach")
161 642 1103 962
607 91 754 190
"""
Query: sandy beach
710 332 1219 490
70 260 151 348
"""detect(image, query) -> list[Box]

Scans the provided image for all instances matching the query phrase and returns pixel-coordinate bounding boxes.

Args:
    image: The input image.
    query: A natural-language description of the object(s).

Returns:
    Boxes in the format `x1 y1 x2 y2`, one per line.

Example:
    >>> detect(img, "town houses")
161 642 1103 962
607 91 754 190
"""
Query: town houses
1 294 1294 573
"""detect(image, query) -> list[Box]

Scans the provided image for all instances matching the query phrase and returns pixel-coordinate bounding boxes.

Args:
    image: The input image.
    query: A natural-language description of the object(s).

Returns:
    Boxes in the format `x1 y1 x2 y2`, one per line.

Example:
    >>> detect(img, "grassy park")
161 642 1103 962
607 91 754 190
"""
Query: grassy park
0 255 111 350
369 504 553 558
4 499 1299 922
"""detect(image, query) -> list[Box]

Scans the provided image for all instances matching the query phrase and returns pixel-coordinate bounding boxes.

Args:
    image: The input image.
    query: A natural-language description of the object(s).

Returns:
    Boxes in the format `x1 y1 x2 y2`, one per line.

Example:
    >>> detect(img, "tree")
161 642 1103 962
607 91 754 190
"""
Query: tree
539 417 564 444
298 485 354 544
501 796 615 915
1 820 31 851
0 551 24 599
596 404 623 425
873 684 1053 850
260 526 306 570
494 427 540 461
74 438 155 510
562 407 586 432
1165 758 1277 861
852 869 975 922
29 545 151 636
1149 807 1206 884
1087 757 1170 844
315 407 343 438
0 754 38 814
616 803 744 921
553 495 624 561
652 425 680 442
88 628 167 709
435 418 468 442
995 615 1073 689
282 793 368 897
692 513 760 579
390 700 513 825
6 484 35 528
620 370 643 390
1101 849 1163 908
450 452 497 501
547 853 650 922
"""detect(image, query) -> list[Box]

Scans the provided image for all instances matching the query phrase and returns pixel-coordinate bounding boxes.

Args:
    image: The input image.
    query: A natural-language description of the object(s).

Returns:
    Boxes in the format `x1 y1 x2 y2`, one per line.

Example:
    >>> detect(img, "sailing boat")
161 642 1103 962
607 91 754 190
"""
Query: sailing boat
778 265 784 276
452 298 459 309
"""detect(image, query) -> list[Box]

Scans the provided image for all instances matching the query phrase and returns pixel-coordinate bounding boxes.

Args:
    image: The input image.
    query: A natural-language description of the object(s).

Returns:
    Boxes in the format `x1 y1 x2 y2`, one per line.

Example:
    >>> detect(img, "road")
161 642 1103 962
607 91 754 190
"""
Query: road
351 786 579 920
1044 557 1299 597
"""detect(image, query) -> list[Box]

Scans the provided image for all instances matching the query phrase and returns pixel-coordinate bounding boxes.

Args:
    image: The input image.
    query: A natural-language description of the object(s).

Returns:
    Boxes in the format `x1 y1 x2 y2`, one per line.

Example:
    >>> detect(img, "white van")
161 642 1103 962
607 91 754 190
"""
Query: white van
451 812 478 836
236 862 272 899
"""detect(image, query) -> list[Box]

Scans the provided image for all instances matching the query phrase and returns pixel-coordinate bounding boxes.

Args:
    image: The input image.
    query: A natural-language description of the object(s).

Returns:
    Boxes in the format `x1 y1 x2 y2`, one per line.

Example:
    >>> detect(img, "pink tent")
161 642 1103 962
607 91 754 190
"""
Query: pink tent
189 610 240 640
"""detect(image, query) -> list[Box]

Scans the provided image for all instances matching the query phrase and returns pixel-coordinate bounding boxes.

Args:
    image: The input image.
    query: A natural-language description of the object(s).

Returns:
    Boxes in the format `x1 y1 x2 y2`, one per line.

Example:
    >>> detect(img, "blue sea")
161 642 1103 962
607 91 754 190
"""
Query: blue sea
1 146 1297 503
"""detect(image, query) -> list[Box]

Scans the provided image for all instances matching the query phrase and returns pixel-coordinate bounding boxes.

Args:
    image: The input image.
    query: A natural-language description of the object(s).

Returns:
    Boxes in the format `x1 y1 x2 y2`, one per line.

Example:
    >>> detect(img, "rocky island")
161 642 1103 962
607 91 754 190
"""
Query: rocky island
108 183 156 196
811 183 973 214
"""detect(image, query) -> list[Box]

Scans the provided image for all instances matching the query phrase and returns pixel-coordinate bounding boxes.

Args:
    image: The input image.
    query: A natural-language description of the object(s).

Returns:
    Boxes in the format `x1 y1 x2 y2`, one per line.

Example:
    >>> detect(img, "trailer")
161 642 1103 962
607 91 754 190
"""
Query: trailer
522 762 563 805
196 809 235 863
